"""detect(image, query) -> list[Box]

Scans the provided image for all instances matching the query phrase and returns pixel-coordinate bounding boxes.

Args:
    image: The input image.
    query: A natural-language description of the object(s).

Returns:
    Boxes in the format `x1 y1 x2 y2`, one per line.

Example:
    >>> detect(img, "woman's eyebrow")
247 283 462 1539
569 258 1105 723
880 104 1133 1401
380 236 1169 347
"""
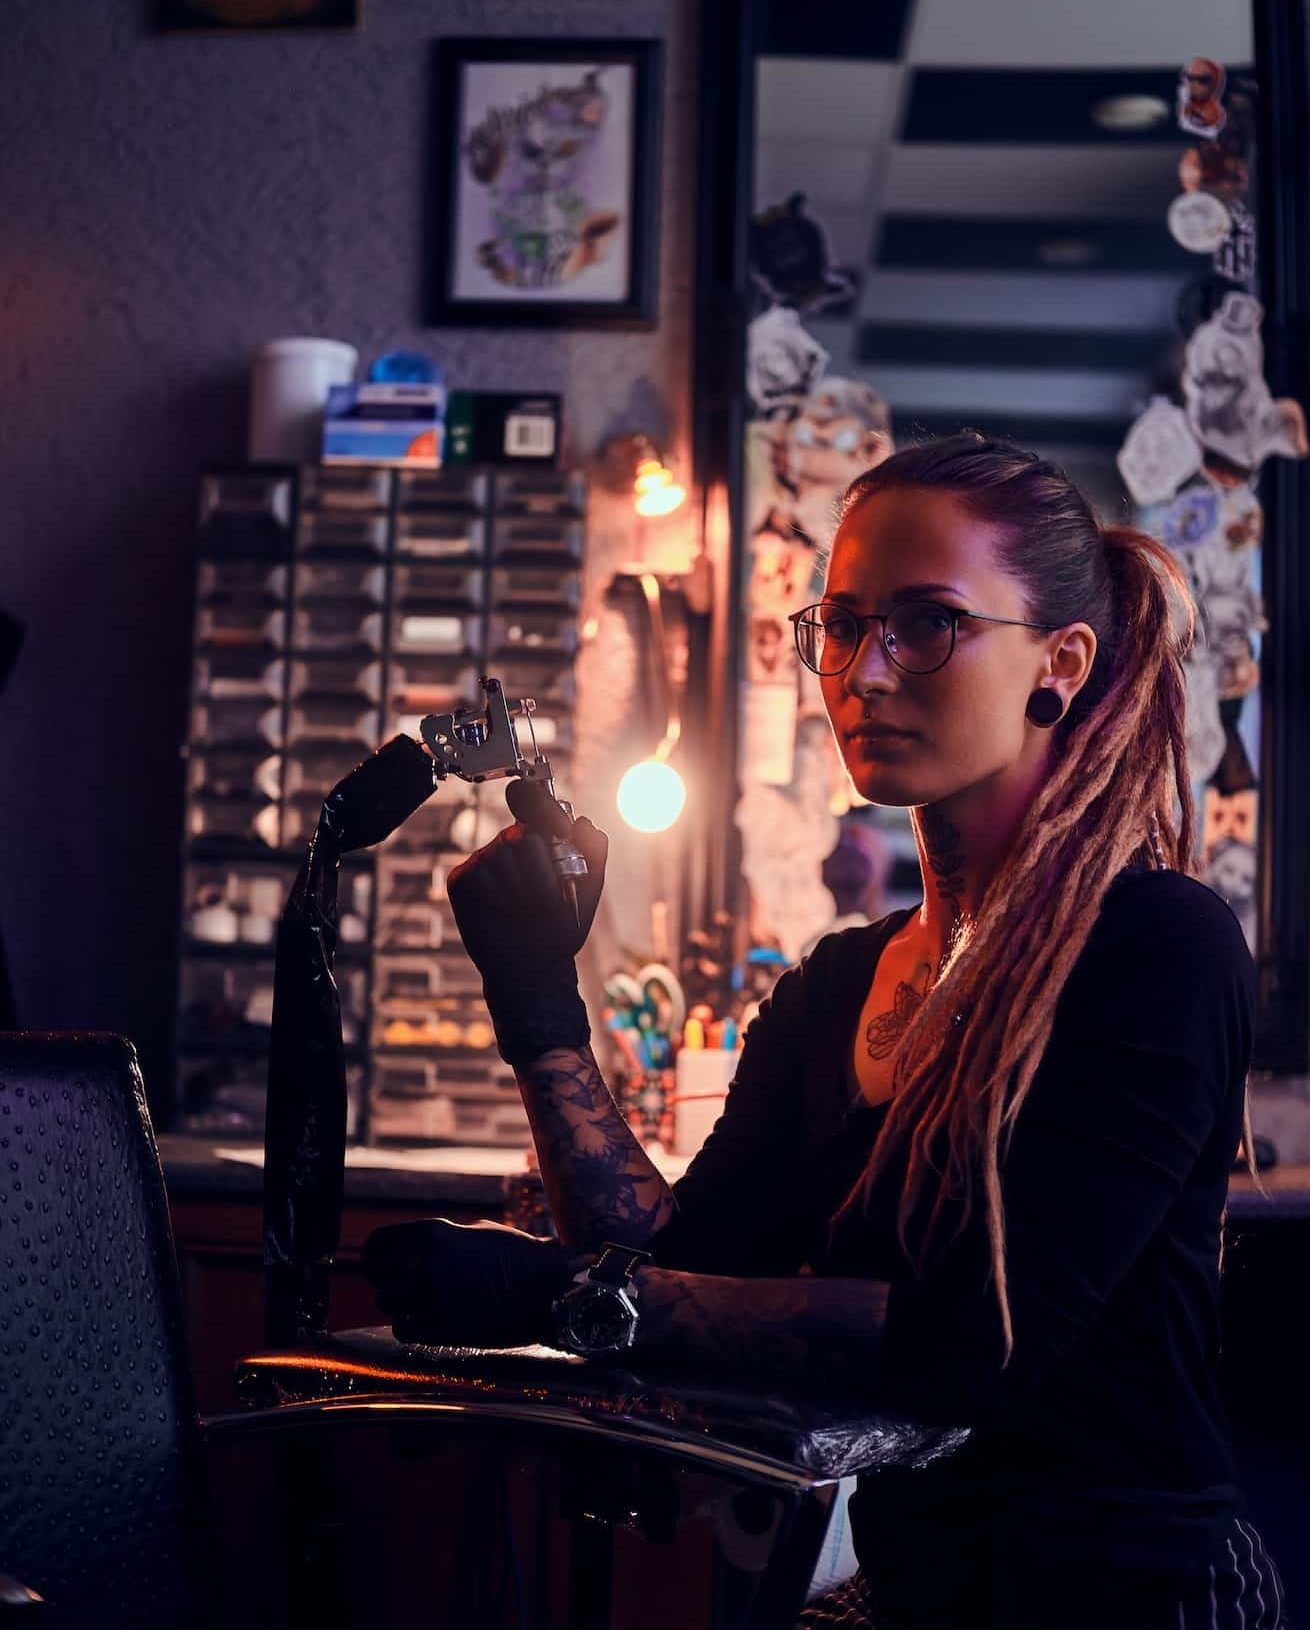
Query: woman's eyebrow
824 583 965 606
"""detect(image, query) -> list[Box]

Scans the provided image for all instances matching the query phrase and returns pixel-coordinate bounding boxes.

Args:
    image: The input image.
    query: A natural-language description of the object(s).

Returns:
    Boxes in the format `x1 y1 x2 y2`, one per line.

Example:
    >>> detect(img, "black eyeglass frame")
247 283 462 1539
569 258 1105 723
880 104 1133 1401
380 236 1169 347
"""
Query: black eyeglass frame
787 599 1063 677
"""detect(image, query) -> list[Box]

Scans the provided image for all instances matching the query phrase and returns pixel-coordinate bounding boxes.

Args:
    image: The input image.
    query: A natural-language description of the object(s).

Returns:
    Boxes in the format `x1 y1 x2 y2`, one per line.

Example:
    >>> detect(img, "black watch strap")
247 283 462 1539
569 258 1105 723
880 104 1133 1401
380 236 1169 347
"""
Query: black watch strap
588 1243 653 1287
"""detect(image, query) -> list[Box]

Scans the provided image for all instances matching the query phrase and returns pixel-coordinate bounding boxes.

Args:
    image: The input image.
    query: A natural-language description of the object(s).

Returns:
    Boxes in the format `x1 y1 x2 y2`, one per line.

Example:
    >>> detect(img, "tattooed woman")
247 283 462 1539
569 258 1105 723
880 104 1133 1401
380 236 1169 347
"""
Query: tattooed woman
363 436 1289 1629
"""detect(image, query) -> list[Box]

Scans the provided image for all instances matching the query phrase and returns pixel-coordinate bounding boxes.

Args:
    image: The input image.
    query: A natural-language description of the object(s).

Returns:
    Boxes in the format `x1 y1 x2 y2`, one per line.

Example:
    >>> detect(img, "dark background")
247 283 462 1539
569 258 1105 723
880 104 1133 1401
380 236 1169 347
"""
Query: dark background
0 0 697 1099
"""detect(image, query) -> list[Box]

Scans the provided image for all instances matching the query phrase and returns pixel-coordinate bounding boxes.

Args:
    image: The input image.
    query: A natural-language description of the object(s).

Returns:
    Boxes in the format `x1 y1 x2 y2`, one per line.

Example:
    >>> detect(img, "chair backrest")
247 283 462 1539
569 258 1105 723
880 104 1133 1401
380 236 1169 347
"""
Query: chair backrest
0 1033 202 1629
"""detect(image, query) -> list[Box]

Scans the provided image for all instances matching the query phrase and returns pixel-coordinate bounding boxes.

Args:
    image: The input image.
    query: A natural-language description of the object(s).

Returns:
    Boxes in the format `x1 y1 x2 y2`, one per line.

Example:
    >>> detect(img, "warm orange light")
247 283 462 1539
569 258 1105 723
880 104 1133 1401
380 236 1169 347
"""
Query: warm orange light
633 457 686 517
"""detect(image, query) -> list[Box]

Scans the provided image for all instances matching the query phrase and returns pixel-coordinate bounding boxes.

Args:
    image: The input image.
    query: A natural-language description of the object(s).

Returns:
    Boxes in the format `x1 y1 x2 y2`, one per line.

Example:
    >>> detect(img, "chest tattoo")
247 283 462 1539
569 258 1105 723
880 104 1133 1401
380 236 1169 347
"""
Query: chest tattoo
865 959 934 1060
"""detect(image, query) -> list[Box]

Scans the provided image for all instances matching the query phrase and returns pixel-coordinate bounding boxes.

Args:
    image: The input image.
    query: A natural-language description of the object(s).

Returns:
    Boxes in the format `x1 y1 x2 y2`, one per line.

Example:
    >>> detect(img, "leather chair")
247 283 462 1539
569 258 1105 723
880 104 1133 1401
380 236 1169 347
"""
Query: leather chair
0 1031 968 1629
0 1032 316 1630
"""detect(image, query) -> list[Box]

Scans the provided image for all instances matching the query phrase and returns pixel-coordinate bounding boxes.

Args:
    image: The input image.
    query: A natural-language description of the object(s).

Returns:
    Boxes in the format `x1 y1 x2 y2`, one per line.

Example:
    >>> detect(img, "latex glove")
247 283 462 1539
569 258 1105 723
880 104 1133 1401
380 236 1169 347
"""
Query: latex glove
361 1217 586 1349
445 779 609 1067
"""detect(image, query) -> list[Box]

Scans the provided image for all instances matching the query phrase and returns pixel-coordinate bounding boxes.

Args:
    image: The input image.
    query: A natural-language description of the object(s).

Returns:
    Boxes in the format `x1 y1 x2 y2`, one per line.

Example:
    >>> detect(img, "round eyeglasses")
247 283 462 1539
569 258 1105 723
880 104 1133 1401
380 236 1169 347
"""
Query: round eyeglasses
788 599 1061 677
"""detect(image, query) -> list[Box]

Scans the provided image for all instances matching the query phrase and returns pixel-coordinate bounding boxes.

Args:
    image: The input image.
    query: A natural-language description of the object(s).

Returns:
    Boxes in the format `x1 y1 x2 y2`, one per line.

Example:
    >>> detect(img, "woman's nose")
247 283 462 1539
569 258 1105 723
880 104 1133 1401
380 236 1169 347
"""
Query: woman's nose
842 626 898 699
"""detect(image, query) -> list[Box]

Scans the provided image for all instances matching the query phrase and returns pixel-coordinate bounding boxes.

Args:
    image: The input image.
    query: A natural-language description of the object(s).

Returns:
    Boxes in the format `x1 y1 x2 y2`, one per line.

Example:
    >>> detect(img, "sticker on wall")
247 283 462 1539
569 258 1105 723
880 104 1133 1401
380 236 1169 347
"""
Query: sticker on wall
746 611 798 684
739 682 798 789
1177 58 1228 139
754 377 894 556
749 193 857 316
1116 397 1203 506
1179 144 1249 206
735 714 841 961
1183 292 1309 473
1181 646 1227 788
1167 190 1232 254
747 307 830 418
1203 826 1257 952
1213 201 1257 287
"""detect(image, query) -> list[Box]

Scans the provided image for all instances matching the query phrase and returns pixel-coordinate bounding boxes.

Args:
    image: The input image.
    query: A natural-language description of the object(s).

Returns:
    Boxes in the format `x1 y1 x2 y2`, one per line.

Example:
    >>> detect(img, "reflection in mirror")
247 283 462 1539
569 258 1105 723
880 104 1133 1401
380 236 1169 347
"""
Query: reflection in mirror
735 0 1304 968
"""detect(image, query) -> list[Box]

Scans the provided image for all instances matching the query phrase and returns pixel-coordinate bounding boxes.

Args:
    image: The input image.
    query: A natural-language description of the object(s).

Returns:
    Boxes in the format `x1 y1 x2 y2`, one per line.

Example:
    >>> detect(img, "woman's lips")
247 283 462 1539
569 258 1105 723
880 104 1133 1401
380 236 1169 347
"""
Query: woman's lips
847 726 916 742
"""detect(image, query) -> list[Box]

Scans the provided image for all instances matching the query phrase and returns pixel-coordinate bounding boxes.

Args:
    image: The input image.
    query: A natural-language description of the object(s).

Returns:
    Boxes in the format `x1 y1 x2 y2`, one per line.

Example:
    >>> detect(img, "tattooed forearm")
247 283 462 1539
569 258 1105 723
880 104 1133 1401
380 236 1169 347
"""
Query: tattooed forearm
514 1043 676 1251
631 1267 890 1399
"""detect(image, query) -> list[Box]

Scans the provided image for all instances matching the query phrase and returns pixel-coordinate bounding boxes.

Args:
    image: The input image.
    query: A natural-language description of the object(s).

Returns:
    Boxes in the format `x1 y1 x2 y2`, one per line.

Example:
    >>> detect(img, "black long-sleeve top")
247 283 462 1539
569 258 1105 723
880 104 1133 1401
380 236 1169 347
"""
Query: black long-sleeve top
646 862 1258 1599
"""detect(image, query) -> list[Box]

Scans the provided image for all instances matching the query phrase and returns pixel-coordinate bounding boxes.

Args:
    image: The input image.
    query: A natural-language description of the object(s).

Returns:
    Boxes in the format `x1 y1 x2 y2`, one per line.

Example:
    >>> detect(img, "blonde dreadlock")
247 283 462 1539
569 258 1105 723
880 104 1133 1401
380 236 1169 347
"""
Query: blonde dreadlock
824 433 1260 1364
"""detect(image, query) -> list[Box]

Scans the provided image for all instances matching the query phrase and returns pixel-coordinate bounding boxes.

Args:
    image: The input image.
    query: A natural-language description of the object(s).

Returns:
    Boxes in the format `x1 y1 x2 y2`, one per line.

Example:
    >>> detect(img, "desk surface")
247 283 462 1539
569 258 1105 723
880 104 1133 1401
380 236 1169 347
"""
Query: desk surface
157 1135 1310 1220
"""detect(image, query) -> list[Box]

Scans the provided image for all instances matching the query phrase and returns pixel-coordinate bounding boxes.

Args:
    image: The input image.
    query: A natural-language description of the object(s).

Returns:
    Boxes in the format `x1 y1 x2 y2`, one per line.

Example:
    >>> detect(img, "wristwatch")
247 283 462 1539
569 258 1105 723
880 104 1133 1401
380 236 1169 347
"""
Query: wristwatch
551 1242 652 1358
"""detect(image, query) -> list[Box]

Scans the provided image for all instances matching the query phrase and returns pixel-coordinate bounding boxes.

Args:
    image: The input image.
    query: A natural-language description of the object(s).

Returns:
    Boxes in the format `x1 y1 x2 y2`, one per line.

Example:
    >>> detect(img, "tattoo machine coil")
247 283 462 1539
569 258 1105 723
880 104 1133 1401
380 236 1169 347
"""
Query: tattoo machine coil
420 674 588 926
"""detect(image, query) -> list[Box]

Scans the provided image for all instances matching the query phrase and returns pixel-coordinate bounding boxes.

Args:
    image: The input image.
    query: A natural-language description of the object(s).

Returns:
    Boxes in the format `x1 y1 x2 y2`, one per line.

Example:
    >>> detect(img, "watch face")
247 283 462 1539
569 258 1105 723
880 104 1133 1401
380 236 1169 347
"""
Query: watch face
563 1283 636 1354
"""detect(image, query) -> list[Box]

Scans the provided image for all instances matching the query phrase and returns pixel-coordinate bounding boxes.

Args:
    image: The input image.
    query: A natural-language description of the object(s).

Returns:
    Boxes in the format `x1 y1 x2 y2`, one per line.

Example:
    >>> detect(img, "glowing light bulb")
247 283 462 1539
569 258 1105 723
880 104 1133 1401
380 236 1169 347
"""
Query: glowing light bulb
616 758 687 833
633 457 686 518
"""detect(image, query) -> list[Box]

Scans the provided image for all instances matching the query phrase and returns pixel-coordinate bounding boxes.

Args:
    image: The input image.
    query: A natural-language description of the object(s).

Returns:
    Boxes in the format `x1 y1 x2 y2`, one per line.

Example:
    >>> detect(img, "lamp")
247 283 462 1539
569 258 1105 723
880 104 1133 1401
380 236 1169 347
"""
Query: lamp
612 572 688 834
599 431 687 518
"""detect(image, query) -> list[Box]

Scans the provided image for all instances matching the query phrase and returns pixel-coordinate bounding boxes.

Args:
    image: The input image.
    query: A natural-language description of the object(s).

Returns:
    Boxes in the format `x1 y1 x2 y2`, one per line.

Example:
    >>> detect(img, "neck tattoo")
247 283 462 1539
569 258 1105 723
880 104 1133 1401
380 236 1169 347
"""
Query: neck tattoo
864 807 967 1065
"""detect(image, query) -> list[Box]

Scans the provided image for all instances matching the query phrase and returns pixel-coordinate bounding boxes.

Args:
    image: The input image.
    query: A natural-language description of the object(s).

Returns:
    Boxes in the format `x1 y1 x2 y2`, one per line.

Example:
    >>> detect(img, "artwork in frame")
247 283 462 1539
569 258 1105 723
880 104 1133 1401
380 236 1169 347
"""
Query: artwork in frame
430 38 663 329
156 0 359 30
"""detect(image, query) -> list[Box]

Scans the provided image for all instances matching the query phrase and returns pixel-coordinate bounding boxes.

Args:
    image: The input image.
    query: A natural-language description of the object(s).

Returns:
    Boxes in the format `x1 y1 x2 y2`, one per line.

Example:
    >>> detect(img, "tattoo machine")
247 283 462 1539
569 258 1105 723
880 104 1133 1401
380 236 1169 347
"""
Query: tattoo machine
419 675 588 927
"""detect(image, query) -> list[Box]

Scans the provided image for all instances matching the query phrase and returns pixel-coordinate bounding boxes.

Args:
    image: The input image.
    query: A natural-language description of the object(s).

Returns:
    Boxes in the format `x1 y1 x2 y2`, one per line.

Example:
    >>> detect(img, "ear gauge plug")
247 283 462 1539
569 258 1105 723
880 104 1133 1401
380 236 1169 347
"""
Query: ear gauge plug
1025 688 1066 727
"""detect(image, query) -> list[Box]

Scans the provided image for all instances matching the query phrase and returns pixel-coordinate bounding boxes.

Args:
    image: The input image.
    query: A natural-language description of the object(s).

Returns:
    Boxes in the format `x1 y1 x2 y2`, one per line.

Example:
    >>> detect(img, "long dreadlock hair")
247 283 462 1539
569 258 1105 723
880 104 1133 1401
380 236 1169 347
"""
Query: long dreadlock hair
823 432 1260 1363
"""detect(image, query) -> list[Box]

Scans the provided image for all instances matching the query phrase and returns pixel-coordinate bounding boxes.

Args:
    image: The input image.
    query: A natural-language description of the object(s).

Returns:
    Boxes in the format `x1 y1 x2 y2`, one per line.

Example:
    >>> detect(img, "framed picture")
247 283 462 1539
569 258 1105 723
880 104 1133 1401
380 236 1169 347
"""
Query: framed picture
156 0 359 29
430 38 663 329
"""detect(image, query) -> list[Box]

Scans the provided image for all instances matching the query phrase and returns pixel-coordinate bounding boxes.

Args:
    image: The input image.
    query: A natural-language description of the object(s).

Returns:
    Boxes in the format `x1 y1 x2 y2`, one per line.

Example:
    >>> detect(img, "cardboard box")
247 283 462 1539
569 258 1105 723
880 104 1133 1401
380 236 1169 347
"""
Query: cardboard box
322 382 445 468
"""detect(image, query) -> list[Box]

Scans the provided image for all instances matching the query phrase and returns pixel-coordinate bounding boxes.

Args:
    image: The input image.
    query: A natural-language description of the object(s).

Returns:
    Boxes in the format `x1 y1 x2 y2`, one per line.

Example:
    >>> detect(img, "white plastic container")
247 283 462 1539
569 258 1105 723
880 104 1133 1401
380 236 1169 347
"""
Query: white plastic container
248 337 358 465
672 1048 739 1157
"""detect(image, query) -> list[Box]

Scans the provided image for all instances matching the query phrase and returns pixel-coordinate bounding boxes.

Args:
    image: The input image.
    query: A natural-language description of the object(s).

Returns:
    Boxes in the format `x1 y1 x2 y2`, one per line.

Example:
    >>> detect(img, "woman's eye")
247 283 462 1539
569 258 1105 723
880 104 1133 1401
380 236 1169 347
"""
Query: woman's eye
899 606 952 636
820 614 857 643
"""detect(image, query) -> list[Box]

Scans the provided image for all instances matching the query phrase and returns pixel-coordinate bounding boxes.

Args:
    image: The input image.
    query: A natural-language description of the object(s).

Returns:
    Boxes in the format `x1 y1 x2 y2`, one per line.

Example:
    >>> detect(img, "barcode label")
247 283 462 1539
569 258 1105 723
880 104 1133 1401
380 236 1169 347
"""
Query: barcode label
505 414 556 457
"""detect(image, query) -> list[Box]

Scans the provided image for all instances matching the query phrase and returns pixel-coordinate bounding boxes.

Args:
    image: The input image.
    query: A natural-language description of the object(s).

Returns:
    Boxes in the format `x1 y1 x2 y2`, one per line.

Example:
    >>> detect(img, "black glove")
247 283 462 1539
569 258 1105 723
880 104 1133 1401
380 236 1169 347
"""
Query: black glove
446 779 608 1068
361 1217 585 1348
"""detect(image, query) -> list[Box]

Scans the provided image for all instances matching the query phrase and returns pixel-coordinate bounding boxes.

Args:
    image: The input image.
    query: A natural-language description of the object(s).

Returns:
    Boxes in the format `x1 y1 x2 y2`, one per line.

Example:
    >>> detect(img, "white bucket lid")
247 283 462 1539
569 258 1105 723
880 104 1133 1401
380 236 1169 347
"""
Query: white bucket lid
253 336 358 364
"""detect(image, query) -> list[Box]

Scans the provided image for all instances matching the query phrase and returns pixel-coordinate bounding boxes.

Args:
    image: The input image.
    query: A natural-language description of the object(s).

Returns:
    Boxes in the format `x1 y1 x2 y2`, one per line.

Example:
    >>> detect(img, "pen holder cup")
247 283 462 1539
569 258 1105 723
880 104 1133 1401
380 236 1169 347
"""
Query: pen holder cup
671 1049 739 1158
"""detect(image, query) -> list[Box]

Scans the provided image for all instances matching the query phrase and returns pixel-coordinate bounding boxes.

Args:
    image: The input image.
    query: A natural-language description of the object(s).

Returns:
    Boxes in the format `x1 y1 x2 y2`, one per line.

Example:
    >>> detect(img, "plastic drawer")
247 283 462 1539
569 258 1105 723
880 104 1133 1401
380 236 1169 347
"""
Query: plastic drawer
296 509 389 555
390 610 479 657
187 748 281 803
290 603 384 654
295 561 387 603
287 656 383 703
285 695 380 746
187 795 281 850
196 560 289 605
196 471 294 560
196 605 286 650
396 467 490 512
182 861 296 950
488 566 581 612
493 468 586 516
191 697 283 749
392 562 485 610
193 652 285 702
394 511 485 561
300 466 392 511
372 952 484 1011
490 515 585 562
486 612 577 660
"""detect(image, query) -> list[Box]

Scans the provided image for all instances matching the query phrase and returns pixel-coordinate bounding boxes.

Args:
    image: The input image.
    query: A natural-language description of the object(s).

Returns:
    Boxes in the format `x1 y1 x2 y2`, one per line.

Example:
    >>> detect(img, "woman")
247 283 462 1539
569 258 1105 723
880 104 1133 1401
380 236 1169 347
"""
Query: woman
364 435 1289 1629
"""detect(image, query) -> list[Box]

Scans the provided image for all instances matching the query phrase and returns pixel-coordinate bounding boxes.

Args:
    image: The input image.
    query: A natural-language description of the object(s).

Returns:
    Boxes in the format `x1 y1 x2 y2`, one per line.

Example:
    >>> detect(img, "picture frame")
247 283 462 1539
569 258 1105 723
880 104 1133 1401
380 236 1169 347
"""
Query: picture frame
429 38 663 330
156 0 359 30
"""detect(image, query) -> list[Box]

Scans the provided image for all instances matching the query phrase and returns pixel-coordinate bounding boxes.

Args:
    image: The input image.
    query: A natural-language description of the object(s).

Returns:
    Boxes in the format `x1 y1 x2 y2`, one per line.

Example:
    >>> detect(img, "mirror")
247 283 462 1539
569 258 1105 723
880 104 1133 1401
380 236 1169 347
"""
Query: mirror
699 0 1310 1070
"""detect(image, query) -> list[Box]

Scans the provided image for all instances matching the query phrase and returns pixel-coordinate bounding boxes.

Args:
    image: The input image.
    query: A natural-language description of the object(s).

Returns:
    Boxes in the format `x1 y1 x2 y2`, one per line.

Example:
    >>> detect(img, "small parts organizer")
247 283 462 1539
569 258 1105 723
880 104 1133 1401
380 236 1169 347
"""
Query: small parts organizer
176 461 587 1147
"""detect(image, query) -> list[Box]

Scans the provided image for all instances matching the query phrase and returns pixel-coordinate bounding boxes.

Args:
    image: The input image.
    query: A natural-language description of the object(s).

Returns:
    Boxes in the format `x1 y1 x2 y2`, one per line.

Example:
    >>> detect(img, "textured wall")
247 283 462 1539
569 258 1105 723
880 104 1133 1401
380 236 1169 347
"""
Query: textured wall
0 0 698 1103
